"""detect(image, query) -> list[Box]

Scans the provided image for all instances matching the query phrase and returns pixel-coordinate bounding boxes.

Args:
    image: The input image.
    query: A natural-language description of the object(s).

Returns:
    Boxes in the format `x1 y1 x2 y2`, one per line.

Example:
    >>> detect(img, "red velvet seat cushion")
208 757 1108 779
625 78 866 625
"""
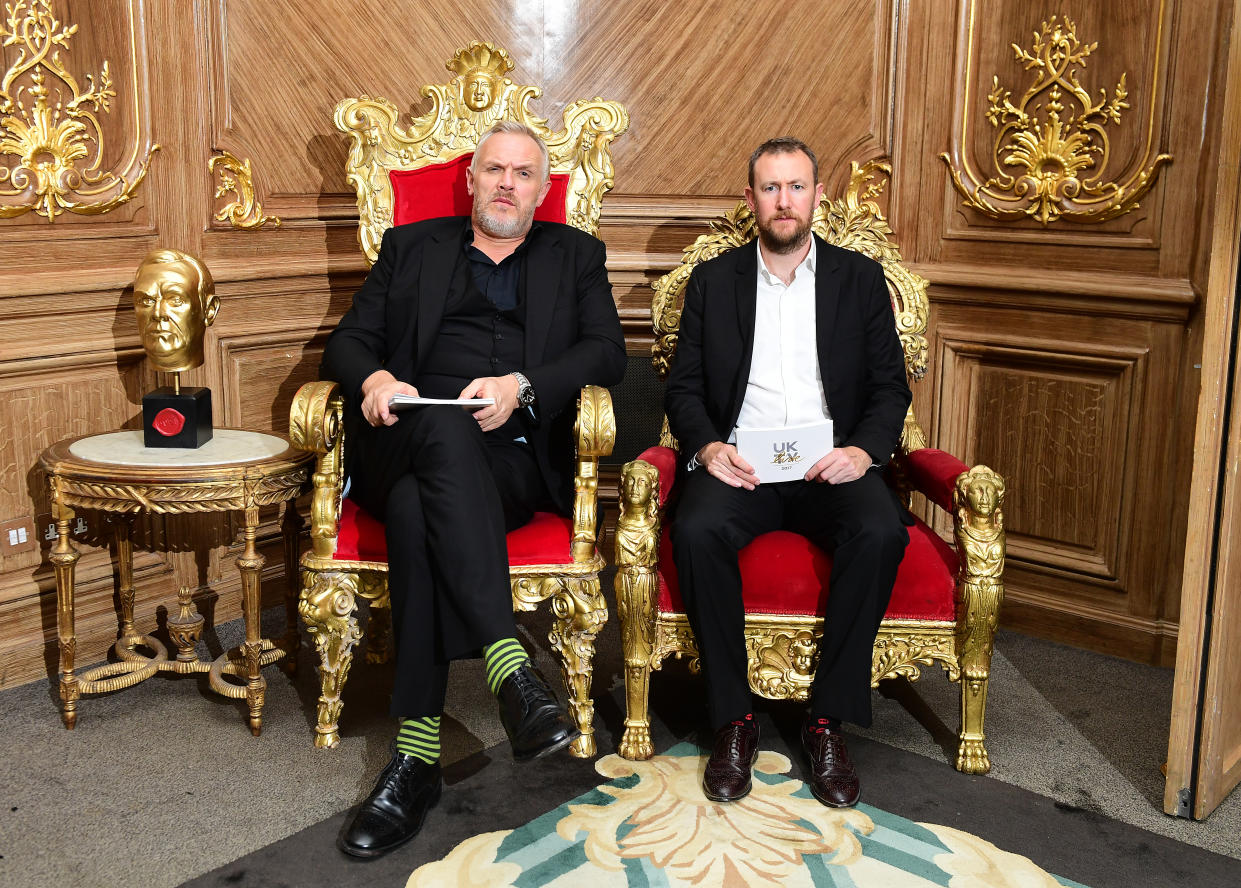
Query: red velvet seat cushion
657 515 958 622
334 497 583 567
390 154 572 226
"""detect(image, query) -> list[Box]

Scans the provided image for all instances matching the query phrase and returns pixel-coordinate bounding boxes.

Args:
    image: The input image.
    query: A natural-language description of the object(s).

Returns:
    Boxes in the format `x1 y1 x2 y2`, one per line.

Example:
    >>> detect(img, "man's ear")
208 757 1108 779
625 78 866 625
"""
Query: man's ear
466 167 476 196
534 176 552 208
744 186 756 213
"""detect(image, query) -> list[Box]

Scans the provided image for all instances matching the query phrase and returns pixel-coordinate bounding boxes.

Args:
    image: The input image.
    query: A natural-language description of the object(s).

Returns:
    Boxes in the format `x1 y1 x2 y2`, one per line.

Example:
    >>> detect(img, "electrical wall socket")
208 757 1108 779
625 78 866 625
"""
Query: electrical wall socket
1 517 37 554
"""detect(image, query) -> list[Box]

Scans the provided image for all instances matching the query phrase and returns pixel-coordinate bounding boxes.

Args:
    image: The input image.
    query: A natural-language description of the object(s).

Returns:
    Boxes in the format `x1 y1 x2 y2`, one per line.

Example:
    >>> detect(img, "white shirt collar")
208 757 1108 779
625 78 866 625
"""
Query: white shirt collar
757 236 817 287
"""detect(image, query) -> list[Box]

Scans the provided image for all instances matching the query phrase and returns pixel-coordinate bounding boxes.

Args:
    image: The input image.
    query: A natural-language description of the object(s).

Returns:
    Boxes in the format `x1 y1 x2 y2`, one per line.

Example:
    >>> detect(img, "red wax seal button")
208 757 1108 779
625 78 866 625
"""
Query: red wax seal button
152 408 186 437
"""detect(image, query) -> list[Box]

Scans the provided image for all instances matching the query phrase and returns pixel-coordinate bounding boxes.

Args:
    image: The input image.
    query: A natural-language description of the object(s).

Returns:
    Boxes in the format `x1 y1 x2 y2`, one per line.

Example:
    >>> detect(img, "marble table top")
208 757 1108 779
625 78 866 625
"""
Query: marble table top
69 429 290 468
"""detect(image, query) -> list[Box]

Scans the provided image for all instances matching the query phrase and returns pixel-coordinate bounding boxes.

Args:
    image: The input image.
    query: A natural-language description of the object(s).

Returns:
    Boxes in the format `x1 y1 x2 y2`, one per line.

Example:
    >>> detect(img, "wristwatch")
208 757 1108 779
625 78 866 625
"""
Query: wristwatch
511 371 536 407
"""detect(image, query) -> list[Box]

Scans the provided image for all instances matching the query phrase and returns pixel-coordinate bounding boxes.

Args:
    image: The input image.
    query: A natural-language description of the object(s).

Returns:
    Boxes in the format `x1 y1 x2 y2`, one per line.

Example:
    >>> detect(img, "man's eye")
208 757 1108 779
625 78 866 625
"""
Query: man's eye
792 184 804 190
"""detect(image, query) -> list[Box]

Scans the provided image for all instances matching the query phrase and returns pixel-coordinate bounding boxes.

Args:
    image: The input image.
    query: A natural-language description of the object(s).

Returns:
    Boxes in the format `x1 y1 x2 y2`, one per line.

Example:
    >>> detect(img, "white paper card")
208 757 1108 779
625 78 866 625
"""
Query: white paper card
388 395 495 411
735 419 834 483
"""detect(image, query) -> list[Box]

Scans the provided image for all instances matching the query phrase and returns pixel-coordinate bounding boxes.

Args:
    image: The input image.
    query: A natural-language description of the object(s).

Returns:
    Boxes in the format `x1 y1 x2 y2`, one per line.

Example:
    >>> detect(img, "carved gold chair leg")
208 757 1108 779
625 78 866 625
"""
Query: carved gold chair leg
957 672 991 774
549 577 607 758
615 565 658 761
299 569 363 749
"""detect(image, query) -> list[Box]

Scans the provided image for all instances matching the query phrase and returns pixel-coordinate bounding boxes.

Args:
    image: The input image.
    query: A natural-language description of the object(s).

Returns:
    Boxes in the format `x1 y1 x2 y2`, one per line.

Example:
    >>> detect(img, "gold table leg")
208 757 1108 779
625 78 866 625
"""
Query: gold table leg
114 514 137 641
48 490 80 730
238 505 266 736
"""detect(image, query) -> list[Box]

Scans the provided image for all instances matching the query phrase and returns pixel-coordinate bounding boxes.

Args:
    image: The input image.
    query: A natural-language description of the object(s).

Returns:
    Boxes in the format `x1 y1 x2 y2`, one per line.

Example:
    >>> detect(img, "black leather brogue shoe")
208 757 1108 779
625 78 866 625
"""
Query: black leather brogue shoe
802 718 861 808
338 752 443 859
702 716 760 802
497 663 580 762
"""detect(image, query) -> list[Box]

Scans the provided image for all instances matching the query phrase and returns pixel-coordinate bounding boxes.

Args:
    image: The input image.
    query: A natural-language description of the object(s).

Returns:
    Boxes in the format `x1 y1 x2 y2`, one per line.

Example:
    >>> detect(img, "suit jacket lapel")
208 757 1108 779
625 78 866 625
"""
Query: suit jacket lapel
523 227 563 366
814 235 841 396
415 219 469 371
731 240 759 420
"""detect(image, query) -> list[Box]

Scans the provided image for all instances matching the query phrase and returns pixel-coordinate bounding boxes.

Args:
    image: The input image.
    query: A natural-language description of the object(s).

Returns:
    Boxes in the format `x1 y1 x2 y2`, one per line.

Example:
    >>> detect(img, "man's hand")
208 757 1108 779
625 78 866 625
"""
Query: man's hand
459 375 521 433
360 370 418 427
698 441 760 490
805 446 872 484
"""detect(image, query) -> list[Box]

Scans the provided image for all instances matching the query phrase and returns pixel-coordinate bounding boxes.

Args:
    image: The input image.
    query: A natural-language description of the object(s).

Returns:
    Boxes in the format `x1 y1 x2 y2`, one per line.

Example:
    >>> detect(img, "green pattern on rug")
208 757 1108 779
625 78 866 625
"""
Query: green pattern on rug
408 742 1091 887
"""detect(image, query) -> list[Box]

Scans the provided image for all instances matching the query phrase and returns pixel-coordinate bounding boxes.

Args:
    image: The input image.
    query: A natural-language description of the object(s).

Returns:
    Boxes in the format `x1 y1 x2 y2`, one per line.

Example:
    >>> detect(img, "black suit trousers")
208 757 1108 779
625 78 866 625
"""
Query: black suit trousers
670 467 908 730
349 406 550 718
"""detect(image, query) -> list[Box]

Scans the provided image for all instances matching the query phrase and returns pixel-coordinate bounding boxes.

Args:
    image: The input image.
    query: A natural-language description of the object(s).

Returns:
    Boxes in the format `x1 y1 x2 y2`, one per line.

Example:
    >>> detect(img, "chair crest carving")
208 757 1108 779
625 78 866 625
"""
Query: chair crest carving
335 41 630 263
651 160 930 392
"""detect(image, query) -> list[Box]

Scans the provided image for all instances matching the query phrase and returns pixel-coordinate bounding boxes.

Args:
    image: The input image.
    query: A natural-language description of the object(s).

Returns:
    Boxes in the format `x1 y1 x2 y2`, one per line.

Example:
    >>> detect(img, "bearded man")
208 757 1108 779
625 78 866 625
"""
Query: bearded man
321 120 625 858
664 137 912 809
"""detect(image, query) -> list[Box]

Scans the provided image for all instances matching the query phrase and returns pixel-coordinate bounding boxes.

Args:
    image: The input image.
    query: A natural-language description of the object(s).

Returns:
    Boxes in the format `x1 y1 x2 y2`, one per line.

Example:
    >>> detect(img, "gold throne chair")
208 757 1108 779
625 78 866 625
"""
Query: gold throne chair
288 43 628 755
614 161 1007 773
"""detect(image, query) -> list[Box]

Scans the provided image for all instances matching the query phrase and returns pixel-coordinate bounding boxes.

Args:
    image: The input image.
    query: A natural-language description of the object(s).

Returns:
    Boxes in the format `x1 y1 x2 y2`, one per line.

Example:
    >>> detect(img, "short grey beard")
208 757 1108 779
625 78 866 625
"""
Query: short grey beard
757 217 812 255
475 198 536 239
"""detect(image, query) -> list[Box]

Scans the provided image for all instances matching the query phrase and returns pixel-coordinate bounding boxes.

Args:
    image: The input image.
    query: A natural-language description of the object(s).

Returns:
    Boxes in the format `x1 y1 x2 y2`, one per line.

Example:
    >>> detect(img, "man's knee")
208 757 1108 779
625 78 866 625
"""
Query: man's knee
843 510 908 556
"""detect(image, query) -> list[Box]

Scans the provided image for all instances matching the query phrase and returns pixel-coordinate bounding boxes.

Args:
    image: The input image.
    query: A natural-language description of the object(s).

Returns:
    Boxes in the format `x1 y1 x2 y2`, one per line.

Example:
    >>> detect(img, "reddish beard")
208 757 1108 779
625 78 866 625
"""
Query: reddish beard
757 212 812 254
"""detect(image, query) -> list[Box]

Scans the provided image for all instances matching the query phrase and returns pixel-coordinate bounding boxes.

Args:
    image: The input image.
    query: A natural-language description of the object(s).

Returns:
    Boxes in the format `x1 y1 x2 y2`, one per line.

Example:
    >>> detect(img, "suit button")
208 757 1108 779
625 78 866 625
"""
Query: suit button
490 357 499 365
495 333 503 340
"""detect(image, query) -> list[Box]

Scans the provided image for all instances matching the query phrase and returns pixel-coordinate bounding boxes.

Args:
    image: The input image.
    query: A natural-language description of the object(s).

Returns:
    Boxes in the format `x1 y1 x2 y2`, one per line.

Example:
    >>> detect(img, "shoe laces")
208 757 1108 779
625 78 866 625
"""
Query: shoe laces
715 715 754 758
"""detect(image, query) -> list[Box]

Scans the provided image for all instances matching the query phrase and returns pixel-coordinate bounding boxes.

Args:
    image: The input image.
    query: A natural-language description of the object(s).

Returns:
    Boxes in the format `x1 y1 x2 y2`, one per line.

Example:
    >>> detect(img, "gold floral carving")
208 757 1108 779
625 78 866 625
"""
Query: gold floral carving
209 150 280 230
334 41 629 263
941 11 1172 225
651 160 929 385
0 0 158 220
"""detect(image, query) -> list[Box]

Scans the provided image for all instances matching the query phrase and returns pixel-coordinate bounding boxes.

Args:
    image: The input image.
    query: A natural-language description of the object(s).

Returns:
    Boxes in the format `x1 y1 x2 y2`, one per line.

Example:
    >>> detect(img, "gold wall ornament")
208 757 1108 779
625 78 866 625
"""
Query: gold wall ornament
335 41 629 263
209 150 281 229
0 0 158 220
941 12 1172 225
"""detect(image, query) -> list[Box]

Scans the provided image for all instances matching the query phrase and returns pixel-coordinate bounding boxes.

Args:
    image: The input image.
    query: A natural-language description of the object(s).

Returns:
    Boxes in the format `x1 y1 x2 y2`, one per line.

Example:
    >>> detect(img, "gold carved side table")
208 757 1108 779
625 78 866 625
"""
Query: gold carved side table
40 429 313 736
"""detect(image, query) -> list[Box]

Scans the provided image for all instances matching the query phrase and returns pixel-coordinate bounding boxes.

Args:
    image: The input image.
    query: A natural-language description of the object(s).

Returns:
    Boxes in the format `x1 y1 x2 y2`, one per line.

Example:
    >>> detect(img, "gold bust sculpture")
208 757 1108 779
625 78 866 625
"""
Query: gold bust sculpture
132 248 219 375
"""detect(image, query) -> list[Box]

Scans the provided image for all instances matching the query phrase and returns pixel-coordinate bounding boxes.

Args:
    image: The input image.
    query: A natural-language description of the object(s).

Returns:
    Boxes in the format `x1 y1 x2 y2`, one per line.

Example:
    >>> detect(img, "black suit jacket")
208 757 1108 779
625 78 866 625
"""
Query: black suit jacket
665 235 911 467
321 216 626 510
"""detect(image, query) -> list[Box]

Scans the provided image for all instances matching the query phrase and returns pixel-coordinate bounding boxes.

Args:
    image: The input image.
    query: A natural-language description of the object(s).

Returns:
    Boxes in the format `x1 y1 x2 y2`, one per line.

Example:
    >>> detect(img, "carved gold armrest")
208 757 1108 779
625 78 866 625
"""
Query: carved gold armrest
289 381 345 559
571 385 615 562
951 465 1007 677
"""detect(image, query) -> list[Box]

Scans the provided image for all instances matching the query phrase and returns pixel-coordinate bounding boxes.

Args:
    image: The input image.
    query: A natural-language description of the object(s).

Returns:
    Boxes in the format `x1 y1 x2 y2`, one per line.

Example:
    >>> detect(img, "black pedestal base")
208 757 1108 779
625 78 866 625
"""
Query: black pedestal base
143 387 213 448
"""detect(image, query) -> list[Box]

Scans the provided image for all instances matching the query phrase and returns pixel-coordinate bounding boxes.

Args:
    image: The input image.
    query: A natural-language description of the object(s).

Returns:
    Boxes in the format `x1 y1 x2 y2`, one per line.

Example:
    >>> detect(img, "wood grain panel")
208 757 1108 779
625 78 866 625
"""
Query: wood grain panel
939 0 1171 245
218 330 328 431
207 0 541 205
0 0 156 240
936 336 1141 581
205 0 897 220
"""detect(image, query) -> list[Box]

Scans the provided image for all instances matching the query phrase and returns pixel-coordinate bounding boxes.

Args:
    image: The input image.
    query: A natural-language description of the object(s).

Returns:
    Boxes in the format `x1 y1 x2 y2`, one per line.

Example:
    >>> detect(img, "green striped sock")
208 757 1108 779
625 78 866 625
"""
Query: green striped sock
395 715 441 763
483 637 530 695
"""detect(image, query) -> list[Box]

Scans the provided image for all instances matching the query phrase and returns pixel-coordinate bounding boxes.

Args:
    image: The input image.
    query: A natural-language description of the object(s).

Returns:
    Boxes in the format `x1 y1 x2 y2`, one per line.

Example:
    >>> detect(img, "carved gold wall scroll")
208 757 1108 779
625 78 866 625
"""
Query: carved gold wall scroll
0 0 158 220
941 9 1172 225
210 151 281 230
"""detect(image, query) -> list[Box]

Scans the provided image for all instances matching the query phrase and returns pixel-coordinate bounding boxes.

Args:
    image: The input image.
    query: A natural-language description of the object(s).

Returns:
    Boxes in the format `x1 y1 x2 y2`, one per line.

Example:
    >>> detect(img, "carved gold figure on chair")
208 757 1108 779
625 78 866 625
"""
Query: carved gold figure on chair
132 249 219 374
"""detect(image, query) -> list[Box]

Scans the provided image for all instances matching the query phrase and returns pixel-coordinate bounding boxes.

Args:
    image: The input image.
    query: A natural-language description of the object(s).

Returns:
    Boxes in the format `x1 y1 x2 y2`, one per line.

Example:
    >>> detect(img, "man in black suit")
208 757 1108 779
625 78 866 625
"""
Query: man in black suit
665 138 911 809
322 121 626 858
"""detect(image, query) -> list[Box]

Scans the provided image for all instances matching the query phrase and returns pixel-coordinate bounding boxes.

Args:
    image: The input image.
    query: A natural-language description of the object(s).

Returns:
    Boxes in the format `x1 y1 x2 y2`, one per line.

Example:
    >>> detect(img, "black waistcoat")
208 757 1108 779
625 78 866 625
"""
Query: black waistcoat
416 255 528 438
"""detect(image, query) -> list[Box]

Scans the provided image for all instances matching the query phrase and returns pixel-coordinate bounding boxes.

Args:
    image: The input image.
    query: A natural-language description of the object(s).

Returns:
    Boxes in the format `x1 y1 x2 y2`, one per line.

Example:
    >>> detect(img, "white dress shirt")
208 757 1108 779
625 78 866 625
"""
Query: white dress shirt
730 238 830 440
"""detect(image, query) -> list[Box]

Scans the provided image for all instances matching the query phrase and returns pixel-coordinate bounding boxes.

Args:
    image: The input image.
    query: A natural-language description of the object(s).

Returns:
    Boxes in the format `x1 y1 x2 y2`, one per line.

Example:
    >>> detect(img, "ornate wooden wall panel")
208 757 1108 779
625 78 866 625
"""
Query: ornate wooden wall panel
0 0 158 249
0 0 1234 693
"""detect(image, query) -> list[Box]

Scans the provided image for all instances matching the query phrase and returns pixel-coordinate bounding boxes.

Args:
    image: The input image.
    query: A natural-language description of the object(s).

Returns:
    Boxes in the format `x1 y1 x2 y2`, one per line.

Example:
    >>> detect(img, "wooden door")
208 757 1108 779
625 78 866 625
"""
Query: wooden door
1165 0 1241 818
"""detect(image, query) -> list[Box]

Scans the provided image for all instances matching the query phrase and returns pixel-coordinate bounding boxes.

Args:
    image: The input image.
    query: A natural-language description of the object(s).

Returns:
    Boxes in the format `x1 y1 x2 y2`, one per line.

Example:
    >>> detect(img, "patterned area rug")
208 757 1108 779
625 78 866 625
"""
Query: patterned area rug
407 743 1087 887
